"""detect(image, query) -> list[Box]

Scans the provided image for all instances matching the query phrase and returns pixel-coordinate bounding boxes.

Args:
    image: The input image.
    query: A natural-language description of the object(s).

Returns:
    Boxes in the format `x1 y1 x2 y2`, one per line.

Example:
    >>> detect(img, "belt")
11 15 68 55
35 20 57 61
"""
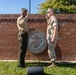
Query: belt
19 30 28 33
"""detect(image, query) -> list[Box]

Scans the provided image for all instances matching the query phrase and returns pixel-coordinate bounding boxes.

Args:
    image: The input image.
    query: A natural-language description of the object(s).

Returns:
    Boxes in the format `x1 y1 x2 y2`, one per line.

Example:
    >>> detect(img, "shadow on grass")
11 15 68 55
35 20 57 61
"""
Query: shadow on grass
26 62 50 67
56 62 76 68
44 73 53 75
26 62 76 68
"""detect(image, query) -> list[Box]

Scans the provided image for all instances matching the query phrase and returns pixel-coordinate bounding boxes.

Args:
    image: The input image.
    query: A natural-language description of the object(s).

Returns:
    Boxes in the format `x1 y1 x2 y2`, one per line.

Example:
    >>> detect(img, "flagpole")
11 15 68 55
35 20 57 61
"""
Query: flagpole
29 0 31 14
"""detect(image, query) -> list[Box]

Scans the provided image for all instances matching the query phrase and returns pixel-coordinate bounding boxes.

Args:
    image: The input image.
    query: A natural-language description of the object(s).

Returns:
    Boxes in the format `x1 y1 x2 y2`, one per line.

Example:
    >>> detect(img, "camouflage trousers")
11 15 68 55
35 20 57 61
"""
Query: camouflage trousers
18 31 28 66
47 39 57 62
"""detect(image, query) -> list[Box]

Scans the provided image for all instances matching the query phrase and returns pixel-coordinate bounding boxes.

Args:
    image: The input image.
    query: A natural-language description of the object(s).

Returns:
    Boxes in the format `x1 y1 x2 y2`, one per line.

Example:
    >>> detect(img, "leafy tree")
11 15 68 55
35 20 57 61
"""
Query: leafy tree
38 0 76 14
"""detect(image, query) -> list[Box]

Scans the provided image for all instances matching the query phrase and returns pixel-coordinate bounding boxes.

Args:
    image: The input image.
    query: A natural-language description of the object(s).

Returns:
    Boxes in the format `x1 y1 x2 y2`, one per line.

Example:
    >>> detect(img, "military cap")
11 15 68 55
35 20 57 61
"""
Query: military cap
46 8 54 13
21 8 27 12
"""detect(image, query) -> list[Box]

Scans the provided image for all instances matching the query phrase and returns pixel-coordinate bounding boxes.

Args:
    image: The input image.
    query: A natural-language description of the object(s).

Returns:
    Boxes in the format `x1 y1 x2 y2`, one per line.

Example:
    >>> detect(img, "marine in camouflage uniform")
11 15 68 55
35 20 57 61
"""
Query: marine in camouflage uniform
46 8 58 68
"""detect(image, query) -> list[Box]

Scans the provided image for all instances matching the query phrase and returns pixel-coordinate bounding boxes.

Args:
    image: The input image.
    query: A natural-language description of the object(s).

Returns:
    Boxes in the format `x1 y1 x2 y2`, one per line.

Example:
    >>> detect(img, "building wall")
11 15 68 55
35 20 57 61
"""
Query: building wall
0 14 76 61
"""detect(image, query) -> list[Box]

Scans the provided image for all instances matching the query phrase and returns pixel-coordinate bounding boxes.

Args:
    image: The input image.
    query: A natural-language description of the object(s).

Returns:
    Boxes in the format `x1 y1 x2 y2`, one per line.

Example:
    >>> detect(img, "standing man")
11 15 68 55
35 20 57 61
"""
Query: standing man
17 8 29 68
46 8 58 68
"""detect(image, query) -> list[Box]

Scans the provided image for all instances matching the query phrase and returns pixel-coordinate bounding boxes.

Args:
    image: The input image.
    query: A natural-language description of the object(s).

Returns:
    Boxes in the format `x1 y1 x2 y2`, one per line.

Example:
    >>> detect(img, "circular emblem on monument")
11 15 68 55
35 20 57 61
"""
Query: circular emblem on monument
28 30 47 54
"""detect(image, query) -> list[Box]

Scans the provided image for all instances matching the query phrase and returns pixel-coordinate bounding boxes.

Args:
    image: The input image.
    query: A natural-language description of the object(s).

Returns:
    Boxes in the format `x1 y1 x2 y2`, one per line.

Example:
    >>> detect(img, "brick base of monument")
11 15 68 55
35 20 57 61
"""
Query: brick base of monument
0 14 76 61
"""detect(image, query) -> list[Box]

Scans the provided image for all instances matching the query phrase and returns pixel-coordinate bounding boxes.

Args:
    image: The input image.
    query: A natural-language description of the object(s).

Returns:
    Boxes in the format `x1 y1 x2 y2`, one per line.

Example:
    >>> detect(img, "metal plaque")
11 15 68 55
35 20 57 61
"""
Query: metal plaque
28 30 47 54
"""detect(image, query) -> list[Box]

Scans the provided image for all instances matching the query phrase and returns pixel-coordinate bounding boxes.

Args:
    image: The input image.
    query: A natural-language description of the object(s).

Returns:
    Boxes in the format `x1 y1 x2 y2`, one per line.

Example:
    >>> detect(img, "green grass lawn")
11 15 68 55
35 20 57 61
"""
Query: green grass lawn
0 61 76 75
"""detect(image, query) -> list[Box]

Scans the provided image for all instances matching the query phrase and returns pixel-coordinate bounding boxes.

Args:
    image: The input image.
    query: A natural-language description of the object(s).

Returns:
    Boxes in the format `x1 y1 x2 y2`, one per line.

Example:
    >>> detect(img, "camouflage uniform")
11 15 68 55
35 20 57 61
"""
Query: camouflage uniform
17 15 28 66
47 15 58 62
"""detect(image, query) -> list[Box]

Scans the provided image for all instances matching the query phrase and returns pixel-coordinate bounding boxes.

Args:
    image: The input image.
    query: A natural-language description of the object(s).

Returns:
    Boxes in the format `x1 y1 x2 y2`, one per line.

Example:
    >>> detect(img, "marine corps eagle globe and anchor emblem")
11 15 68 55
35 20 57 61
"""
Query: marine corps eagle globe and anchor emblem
28 30 47 54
